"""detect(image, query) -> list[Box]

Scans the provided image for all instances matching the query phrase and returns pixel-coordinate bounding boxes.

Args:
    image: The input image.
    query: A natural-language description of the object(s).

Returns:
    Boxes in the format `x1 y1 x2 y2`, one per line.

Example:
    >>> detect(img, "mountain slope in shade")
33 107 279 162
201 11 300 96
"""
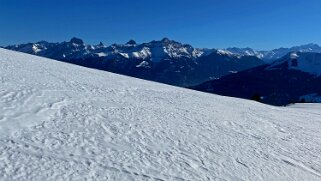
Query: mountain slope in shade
1 48 321 180
193 52 321 106
5 38 265 86
267 52 321 76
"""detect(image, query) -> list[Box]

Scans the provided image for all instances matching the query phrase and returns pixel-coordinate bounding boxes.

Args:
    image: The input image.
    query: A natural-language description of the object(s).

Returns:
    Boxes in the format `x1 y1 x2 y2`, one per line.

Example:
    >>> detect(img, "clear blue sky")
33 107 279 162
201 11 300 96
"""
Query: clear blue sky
1 0 321 50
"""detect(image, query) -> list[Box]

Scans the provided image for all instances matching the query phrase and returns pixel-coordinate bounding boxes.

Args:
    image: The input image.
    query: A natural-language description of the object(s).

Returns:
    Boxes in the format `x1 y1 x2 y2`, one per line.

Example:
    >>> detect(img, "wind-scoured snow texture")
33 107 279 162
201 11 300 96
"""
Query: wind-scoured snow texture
0 48 321 180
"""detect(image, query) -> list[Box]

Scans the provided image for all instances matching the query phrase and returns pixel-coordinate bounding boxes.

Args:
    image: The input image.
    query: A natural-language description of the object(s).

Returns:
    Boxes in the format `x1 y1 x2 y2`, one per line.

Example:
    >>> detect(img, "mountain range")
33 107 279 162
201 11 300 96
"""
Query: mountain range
4 38 321 105
5 37 265 86
224 43 321 62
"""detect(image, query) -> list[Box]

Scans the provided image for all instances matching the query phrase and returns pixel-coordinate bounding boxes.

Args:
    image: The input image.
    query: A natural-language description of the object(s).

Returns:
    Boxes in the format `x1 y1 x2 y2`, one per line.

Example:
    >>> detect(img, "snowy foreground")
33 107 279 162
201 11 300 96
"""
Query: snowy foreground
1 48 321 181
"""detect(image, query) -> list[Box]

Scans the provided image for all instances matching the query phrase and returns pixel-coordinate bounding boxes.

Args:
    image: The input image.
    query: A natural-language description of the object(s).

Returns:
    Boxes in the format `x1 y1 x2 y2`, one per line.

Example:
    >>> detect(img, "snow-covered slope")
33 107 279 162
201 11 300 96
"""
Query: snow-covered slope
1 48 321 180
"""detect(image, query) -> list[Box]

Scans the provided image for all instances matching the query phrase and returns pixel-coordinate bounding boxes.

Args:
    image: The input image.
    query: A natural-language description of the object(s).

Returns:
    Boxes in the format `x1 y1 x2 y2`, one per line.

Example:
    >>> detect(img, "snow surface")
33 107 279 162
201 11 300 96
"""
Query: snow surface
1 48 321 180
289 103 321 115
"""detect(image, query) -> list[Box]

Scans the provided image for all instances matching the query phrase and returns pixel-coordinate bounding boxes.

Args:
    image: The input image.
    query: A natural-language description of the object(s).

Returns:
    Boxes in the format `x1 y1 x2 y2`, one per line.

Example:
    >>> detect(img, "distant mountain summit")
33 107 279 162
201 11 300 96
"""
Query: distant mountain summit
126 40 137 45
70 37 84 45
5 37 264 86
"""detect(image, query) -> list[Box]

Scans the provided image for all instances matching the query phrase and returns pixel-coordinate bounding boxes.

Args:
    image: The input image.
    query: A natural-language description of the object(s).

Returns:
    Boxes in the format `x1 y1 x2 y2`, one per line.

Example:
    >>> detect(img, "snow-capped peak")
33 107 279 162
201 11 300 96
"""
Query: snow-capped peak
161 37 171 43
126 40 137 46
96 42 107 48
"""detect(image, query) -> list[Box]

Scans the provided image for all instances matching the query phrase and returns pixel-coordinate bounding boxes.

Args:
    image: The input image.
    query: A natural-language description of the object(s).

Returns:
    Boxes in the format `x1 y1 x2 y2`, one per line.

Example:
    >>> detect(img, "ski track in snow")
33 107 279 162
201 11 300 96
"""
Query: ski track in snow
1 48 321 180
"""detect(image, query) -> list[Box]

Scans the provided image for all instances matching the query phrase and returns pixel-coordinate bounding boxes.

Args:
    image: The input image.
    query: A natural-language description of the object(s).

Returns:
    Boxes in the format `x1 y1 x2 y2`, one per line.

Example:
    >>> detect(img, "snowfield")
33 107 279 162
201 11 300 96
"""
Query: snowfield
1 48 321 180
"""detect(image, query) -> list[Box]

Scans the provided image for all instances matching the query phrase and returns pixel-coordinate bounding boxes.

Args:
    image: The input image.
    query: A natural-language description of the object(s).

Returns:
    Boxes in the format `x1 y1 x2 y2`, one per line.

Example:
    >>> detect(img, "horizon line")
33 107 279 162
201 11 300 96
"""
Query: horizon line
1 37 320 52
